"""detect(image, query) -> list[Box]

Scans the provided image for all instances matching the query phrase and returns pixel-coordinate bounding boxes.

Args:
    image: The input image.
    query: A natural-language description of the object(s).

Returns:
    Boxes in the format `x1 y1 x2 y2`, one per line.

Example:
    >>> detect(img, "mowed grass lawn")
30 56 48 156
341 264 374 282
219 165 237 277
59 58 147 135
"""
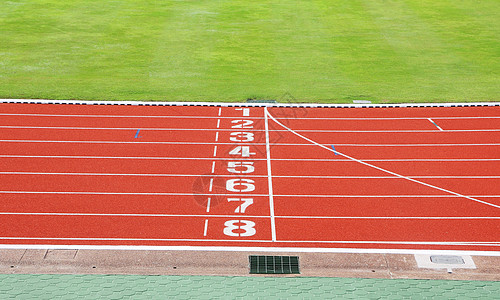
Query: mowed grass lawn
0 0 498 103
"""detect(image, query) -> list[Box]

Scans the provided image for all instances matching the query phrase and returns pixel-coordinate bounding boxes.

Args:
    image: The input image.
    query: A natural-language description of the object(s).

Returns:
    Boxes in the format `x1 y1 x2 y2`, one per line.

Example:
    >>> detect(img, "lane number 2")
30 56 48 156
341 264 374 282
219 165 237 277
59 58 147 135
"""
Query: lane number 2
231 120 254 129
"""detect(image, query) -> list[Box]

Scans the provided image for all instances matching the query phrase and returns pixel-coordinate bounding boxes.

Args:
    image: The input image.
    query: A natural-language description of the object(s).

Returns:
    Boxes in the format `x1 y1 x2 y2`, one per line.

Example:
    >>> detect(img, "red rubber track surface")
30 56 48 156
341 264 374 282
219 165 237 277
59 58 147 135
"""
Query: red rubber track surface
0 103 499 253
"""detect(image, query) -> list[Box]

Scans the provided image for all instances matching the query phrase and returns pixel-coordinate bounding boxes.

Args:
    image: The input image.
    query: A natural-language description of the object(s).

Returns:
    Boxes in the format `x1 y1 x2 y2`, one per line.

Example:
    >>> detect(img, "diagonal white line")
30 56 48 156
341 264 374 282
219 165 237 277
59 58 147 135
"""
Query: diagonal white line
427 118 443 131
265 110 500 209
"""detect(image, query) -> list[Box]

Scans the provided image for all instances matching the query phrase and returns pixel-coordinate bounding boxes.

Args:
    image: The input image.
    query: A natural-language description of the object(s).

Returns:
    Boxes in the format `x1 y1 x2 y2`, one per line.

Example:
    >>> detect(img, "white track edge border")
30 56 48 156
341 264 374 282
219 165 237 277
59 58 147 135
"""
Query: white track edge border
1 99 499 108
0 244 499 256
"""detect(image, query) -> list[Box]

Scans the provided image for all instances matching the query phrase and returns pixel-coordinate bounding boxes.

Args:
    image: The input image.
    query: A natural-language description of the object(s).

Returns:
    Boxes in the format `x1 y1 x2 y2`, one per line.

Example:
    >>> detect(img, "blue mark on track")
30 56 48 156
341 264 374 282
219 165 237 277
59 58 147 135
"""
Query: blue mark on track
134 129 141 138
331 145 339 155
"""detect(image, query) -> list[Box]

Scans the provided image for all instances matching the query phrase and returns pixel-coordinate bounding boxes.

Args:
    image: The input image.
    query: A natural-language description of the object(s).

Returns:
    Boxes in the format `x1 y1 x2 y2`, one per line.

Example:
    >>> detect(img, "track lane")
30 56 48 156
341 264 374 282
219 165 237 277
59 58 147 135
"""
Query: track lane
272 160 500 176
0 128 267 143
267 127 500 144
0 157 269 175
1 127 498 144
0 214 272 241
273 196 500 217
275 218 500 244
0 115 266 130
0 104 220 116
272 177 500 197
0 174 269 194
0 194 271 216
268 106 500 118
269 144 500 160
0 142 265 159
266 117 500 131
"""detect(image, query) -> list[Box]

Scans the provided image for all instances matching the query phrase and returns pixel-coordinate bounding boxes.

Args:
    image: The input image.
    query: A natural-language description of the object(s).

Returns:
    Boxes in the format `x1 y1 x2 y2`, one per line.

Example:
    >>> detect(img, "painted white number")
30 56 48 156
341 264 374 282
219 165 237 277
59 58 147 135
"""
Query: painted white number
229 146 255 157
231 120 254 129
226 179 255 192
235 108 250 117
227 162 254 174
227 198 254 213
230 132 254 142
223 220 256 237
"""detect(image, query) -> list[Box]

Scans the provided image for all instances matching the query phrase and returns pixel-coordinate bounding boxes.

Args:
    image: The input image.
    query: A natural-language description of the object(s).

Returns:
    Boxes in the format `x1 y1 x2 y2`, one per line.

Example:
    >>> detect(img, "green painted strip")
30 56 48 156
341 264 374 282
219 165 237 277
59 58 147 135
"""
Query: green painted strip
0 274 499 298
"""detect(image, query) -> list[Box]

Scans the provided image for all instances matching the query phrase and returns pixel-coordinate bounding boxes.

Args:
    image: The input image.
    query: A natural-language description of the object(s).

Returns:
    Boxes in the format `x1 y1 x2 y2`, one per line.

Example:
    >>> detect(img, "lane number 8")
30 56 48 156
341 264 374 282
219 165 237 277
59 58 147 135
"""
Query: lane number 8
223 220 256 237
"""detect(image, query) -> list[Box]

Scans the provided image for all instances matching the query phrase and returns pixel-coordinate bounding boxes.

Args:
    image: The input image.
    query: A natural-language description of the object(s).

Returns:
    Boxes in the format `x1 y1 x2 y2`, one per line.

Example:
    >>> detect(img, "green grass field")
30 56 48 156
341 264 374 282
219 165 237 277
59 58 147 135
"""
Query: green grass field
0 0 498 103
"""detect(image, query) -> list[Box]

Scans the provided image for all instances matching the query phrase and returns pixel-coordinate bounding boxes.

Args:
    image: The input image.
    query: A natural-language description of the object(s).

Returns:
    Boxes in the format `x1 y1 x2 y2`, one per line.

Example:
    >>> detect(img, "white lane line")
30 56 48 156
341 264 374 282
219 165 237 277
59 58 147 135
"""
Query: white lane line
0 212 270 218
2 113 499 120
266 110 500 209
0 172 259 177
0 113 258 119
1 172 498 179
0 236 497 247
0 244 498 256
1 139 499 146
428 118 444 131
276 216 500 219
268 240 500 246
3 125 500 133
218 107 222 116
203 219 209 236
0 236 269 242
275 175 500 179
1 212 497 220
1 155 498 162
1 191 499 198
213 146 217 156
264 107 277 242
215 132 219 142
206 198 211 213
208 178 214 192
273 194 500 198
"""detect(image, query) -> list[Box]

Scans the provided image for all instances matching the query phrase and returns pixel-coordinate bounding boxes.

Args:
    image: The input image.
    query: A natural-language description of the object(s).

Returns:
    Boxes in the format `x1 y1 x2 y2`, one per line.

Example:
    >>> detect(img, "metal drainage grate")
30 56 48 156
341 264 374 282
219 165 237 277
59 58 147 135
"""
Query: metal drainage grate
430 255 465 265
249 255 300 274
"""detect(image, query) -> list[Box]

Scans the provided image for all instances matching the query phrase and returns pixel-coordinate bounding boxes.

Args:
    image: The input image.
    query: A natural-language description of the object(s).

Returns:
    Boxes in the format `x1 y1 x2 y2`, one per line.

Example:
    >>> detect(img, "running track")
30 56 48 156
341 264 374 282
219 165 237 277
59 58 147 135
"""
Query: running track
0 101 499 254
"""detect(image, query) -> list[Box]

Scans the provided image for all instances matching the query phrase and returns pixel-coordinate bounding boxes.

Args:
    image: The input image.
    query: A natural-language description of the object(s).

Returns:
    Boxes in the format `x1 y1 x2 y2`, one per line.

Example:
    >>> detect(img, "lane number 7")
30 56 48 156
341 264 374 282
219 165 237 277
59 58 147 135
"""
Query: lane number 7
227 198 253 213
